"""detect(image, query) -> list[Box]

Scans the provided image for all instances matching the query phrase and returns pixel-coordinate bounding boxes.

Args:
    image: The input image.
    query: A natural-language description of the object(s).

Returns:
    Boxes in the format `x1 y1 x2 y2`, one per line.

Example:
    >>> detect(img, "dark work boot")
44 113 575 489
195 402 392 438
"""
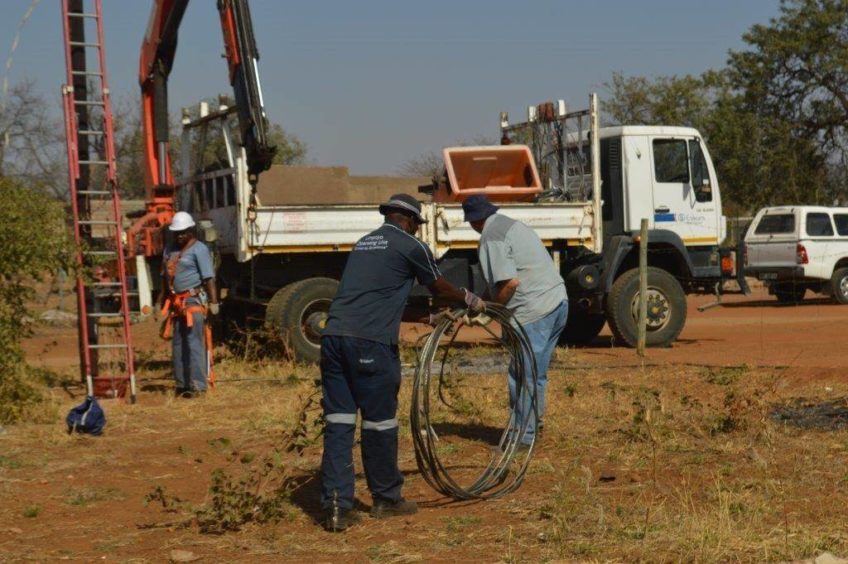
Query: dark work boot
324 506 361 532
370 497 418 519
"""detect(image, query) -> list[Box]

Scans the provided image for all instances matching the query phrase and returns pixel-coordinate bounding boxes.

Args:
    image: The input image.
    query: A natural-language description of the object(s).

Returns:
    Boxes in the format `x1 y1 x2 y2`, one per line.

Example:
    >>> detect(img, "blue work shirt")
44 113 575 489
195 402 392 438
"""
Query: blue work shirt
162 240 215 293
323 221 441 345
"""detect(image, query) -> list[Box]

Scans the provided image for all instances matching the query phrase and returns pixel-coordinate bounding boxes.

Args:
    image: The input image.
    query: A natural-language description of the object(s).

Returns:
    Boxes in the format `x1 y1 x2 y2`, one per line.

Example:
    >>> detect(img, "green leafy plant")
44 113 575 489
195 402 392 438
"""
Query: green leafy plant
0 179 73 424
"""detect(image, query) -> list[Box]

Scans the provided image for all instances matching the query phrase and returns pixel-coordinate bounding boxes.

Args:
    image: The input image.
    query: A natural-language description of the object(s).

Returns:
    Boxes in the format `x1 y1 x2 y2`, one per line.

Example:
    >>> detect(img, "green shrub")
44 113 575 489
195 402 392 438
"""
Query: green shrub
0 179 73 423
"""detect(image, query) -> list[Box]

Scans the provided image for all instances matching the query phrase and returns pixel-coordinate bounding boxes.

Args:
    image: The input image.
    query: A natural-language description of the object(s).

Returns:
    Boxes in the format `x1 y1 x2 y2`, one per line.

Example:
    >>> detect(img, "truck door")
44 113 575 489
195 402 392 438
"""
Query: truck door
650 137 719 245
687 139 721 245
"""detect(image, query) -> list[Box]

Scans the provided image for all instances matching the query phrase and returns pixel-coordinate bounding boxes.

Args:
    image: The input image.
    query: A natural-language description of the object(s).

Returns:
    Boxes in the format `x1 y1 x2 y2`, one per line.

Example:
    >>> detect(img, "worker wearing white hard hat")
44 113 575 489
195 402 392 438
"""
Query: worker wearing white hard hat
158 211 219 397
168 210 196 231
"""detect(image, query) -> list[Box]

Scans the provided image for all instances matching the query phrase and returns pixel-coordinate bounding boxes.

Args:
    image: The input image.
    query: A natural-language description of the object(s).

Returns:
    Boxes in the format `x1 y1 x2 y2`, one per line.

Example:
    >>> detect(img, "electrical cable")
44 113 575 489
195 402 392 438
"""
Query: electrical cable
410 303 539 500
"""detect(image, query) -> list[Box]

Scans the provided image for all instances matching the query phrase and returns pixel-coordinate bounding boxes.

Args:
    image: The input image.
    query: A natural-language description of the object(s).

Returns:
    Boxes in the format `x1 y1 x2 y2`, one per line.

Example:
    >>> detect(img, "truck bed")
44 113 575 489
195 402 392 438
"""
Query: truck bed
241 201 595 260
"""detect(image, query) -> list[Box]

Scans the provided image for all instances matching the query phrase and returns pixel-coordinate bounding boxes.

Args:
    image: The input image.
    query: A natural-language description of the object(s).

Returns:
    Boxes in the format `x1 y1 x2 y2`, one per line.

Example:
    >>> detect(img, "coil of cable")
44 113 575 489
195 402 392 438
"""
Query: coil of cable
410 303 538 500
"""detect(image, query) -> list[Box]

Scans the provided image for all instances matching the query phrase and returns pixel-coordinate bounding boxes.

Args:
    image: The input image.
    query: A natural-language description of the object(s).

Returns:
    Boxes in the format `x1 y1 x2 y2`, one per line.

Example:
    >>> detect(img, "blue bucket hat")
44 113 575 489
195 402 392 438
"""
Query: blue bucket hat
462 195 499 223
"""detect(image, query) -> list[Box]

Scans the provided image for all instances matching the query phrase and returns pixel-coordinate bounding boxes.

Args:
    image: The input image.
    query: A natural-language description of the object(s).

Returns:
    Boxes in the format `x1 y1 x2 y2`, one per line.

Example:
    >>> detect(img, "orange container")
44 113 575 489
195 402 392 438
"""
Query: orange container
434 145 542 203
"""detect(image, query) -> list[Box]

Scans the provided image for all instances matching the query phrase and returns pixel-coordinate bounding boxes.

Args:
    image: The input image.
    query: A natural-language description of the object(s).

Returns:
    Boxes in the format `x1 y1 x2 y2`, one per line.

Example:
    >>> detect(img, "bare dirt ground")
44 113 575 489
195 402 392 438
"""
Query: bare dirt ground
3 284 848 562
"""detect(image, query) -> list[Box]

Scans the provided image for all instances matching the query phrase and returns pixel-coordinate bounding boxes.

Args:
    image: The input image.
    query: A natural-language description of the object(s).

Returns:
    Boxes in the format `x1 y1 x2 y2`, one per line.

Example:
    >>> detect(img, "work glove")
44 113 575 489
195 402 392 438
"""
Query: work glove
428 309 457 327
462 312 492 327
463 289 486 314
208 303 220 316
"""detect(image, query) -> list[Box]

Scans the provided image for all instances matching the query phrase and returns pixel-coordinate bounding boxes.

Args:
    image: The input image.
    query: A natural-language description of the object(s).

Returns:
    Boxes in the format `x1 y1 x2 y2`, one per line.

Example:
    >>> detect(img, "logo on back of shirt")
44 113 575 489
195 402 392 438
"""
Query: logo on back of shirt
354 234 389 252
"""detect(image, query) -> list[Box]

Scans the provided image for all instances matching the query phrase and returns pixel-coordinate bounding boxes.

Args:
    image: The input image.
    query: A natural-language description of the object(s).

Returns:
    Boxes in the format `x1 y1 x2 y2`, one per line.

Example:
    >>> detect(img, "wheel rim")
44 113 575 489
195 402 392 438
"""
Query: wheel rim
840 276 848 298
300 298 332 347
630 286 671 332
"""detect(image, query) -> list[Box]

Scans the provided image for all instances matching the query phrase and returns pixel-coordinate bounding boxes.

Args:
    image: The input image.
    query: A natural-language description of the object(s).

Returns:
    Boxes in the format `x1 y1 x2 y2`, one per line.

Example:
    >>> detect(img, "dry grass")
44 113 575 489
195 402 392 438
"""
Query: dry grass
1 334 847 562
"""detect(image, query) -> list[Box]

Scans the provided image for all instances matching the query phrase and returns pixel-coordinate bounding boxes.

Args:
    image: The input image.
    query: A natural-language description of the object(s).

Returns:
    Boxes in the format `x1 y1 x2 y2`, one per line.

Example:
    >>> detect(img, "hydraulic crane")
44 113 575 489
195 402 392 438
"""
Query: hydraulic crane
129 0 276 258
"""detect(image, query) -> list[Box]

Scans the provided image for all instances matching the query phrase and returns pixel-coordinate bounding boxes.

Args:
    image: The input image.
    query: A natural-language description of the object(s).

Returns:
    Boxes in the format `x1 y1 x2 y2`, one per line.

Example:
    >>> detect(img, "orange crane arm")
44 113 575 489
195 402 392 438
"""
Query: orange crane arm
131 0 275 256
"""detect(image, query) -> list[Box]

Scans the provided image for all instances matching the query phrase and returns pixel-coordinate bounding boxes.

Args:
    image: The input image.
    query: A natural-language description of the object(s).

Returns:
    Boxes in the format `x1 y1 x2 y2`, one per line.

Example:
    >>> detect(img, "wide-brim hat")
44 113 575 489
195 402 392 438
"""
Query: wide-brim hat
379 193 426 224
462 195 499 223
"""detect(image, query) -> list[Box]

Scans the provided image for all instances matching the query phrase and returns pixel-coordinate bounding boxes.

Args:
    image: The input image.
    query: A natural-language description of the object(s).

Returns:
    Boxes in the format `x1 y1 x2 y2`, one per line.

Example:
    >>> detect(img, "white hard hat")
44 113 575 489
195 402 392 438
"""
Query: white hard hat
169 211 196 232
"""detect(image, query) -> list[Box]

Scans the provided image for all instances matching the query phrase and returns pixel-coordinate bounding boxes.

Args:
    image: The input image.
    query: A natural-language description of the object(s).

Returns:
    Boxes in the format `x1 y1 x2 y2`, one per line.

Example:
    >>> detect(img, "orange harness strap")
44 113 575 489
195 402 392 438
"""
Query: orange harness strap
160 290 215 388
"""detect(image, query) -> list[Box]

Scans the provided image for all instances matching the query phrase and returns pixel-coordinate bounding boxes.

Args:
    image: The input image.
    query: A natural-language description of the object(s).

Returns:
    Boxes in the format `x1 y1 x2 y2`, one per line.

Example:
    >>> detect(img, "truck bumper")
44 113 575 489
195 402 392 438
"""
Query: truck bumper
745 266 804 282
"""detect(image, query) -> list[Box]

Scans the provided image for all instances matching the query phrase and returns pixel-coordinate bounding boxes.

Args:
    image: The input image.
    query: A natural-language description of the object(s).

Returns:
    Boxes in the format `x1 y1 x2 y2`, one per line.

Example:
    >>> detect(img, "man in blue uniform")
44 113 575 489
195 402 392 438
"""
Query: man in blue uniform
320 193 484 532
159 211 219 398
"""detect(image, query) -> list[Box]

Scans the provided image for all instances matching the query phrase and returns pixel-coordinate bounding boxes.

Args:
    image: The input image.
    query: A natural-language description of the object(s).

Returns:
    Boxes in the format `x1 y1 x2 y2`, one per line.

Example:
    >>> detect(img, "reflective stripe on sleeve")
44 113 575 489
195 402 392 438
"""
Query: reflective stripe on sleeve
325 413 357 425
361 418 398 431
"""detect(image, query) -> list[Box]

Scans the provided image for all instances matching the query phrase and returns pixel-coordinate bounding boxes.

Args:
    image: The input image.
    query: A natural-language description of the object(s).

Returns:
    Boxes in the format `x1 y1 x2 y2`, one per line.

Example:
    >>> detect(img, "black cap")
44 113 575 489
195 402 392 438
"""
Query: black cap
462 195 499 223
379 193 426 224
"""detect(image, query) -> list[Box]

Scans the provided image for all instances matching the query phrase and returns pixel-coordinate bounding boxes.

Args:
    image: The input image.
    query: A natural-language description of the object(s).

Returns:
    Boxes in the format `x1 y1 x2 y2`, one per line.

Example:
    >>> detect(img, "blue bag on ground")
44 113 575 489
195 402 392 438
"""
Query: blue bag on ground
66 396 106 435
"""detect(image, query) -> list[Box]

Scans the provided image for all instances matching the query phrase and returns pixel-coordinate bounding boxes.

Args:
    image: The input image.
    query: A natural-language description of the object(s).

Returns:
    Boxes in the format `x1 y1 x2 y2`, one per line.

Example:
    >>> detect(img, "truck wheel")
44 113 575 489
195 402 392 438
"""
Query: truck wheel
265 277 338 363
606 267 687 348
831 268 848 304
559 309 606 346
774 285 806 304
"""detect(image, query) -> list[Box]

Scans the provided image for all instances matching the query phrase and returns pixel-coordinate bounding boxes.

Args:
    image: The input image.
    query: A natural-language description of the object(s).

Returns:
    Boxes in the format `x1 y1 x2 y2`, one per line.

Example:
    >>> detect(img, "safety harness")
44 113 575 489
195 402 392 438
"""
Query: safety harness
160 240 215 387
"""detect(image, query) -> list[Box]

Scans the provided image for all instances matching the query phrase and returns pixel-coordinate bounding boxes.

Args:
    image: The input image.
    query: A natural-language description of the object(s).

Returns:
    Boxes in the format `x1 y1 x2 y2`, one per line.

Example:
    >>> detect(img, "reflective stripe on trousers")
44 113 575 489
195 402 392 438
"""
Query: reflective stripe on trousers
325 414 398 431
361 418 398 431
320 335 403 511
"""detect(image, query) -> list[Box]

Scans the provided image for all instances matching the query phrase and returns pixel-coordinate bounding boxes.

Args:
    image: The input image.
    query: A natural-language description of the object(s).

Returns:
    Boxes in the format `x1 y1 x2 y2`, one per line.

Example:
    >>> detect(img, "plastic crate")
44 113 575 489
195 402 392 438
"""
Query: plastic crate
434 145 542 203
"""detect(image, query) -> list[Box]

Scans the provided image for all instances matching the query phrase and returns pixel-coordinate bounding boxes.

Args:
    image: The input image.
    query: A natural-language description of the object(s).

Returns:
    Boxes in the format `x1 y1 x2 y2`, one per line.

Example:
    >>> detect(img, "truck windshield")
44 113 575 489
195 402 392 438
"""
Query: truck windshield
754 214 795 235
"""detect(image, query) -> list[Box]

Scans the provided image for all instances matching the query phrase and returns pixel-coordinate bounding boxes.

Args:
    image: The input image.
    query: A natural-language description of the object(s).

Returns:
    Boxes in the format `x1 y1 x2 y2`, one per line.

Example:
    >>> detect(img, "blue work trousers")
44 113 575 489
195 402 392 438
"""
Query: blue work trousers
508 300 568 444
172 298 208 392
320 335 402 511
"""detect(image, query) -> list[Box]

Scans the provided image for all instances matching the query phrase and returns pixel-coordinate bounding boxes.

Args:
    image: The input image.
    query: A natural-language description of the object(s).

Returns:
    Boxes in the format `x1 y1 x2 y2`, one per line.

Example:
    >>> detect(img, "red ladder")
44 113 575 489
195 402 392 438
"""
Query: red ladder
60 0 136 402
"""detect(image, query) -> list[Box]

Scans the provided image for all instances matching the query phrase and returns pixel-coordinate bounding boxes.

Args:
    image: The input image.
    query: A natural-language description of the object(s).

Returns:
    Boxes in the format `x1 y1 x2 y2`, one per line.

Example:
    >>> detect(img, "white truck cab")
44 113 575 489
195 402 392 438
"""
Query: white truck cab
604 126 725 247
744 206 848 303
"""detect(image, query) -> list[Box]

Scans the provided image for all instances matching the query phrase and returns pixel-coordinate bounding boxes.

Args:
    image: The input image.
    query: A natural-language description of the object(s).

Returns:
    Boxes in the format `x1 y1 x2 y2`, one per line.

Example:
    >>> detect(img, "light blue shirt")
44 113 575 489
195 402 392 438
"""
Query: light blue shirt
163 241 214 293
478 214 567 325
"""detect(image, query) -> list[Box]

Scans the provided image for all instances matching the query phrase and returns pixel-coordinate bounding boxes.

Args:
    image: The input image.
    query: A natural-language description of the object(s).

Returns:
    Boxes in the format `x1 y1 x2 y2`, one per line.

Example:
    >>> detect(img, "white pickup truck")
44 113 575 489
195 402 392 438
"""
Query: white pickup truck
744 206 848 304
160 94 738 362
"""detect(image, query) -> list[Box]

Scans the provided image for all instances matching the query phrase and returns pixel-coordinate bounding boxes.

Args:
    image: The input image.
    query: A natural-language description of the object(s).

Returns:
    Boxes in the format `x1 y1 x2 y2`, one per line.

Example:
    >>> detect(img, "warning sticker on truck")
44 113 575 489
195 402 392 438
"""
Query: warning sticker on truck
282 212 307 233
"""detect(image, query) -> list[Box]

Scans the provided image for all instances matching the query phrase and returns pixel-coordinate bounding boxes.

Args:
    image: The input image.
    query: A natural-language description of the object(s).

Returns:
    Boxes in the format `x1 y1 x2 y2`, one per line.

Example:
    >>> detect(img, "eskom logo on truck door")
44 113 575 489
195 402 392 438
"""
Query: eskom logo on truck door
655 213 675 222
676 214 707 225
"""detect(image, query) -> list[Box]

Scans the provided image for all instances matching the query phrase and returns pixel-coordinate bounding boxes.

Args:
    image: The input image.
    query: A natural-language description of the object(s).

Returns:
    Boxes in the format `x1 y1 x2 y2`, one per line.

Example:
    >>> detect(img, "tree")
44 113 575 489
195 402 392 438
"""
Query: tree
0 80 66 199
728 0 848 203
603 72 713 128
398 150 445 179
729 0 848 158
268 122 307 166
111 97 147 200
0 178 73 423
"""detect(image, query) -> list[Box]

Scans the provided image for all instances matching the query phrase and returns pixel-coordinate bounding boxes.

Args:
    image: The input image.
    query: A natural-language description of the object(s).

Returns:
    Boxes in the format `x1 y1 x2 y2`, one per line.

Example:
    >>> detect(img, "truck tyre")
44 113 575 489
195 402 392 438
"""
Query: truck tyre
559 309 606 346
606 267 687 348
774 285 806 304
265 277 338 363
831 268 848 304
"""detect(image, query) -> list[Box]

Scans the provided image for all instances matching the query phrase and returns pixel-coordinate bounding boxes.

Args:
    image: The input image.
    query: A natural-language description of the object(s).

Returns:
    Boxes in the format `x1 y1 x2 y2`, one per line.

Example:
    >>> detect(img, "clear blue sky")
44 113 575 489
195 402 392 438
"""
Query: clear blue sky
1 0 780 175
